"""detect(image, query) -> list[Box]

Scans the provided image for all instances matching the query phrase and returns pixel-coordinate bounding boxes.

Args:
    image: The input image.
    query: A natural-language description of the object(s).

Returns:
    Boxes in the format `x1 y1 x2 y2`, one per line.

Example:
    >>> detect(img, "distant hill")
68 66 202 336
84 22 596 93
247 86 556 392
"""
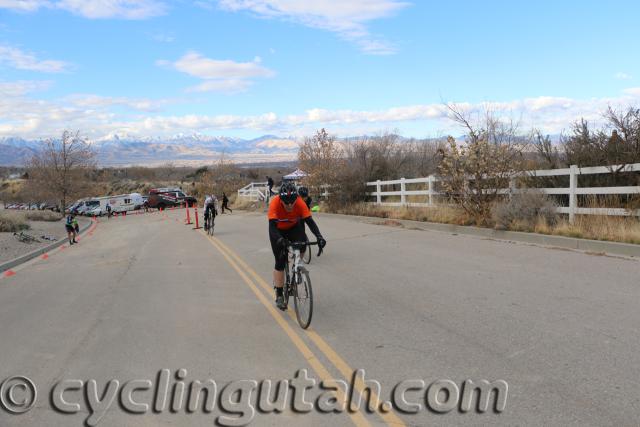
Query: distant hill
0 134 300 166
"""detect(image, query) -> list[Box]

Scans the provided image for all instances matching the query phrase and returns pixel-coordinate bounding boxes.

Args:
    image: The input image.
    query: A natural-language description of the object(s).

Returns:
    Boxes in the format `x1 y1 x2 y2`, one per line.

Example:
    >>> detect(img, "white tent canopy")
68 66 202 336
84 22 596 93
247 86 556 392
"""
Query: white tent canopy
282 168 308 180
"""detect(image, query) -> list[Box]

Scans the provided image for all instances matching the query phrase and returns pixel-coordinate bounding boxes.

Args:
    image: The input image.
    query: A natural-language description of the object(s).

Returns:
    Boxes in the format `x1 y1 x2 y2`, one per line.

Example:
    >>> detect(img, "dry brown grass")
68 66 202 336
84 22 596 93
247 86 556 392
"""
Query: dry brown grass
25 210 63 222
0 211 30 232
233 197 268 212
329 203 473 225
551 216 640 244
329 202 640 245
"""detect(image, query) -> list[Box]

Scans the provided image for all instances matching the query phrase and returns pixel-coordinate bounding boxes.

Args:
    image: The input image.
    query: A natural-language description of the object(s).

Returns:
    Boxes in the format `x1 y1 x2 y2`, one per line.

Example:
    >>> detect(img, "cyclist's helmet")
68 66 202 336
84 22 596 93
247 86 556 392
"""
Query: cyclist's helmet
298 186 309 198
279 182 298 204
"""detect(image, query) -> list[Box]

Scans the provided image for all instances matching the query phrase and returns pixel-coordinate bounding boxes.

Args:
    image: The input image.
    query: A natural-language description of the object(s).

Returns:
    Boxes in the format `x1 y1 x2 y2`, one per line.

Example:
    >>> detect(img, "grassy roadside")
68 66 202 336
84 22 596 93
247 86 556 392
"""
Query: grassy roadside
326 203 640 245
0 209 64 232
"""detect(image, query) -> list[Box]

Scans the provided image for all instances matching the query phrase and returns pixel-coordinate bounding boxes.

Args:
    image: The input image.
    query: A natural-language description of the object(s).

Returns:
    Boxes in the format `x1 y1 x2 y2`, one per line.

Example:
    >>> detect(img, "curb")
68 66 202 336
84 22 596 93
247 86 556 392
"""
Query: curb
0 218 94 273
319 212 640 258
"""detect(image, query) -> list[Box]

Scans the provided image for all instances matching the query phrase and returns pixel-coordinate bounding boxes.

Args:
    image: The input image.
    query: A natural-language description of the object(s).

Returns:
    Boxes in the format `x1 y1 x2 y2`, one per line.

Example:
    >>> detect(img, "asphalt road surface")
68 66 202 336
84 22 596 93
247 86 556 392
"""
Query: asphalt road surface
1 208 639 426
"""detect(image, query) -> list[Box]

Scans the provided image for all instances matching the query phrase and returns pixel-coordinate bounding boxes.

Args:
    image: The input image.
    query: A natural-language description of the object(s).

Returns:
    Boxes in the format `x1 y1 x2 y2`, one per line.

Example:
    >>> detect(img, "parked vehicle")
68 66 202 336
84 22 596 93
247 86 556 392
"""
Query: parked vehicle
66 199 87 214
107 193 144 213
85 205 103 217
146 188 197 210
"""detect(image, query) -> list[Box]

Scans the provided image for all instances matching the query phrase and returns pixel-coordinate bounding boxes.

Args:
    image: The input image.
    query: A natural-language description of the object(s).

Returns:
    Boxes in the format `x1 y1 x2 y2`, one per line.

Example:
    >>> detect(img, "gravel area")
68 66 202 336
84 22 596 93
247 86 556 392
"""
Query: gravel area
0 209 89 264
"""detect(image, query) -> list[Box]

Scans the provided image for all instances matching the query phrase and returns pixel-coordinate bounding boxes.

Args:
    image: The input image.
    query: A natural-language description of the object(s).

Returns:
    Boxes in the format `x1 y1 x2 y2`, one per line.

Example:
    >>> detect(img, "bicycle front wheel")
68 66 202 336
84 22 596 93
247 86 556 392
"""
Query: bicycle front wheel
293 267 313 329
302 245 311 264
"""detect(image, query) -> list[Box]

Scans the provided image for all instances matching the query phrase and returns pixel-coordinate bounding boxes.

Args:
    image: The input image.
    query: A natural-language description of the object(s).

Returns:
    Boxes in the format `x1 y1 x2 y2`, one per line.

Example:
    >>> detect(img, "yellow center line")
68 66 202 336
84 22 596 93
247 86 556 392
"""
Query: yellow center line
202 232 371 427
209 234 407 427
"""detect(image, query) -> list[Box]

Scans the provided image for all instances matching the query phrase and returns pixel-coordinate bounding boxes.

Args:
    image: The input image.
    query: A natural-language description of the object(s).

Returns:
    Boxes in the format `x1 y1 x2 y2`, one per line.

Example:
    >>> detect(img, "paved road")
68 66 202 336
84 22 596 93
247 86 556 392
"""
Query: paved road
1 208 639 426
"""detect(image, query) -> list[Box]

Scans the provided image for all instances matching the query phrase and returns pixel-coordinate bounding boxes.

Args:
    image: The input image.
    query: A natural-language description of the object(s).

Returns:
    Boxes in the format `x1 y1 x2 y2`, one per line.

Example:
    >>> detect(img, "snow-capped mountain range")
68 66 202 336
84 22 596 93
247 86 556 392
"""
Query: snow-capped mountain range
0 134 300 166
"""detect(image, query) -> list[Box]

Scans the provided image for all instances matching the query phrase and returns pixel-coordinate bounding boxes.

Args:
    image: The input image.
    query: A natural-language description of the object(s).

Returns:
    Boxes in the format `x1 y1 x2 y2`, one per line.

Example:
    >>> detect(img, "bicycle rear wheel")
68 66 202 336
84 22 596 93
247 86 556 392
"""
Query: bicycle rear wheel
293 267 313 329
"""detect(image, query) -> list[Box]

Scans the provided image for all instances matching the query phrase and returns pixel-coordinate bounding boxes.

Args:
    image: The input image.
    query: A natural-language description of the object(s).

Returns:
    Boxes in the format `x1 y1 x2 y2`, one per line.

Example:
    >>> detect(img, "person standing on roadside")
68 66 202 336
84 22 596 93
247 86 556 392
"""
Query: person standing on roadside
267 176 274 196
106 203 112 219
221 192 232 213
65 213 78 245
298 186 312 209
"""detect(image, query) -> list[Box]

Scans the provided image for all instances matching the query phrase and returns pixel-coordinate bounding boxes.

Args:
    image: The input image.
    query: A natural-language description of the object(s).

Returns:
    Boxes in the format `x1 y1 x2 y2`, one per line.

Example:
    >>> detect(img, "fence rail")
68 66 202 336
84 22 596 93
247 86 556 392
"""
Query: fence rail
367 163 640 222
237 181 268 201
238 182 331 201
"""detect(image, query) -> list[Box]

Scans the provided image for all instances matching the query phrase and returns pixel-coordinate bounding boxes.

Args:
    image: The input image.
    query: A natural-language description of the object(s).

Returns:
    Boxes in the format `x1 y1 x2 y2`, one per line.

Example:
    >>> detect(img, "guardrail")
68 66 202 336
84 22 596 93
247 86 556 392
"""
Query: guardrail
367 163 640 223
237 182 269 201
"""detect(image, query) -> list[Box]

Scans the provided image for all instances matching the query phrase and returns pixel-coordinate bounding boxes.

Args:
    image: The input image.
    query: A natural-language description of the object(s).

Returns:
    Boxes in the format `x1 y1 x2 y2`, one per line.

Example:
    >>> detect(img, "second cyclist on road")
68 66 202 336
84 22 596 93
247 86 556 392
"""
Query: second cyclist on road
204 194 218 232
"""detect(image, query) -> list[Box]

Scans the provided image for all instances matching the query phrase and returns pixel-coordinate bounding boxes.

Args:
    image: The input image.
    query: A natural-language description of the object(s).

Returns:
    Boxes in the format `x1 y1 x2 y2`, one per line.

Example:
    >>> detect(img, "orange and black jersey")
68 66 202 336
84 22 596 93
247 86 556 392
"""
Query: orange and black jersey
268 195 321 240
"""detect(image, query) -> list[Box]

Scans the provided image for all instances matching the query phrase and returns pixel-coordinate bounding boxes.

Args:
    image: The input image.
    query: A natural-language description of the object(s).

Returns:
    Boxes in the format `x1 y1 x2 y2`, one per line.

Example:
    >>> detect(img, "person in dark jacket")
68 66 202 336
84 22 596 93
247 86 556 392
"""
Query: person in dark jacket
267 176 274 196
65 213 78 245
298 186 312 209
221 192 232 213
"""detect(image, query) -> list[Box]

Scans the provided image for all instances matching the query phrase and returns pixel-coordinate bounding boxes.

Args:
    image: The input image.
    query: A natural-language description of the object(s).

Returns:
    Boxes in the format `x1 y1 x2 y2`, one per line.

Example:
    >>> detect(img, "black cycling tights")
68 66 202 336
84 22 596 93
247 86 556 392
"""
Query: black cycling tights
269 222 307 271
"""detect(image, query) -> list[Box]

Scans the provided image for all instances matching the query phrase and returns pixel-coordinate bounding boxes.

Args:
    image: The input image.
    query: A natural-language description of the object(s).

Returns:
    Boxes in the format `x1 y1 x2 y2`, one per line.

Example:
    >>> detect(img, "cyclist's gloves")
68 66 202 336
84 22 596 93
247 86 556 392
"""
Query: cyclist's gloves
317 236 327 249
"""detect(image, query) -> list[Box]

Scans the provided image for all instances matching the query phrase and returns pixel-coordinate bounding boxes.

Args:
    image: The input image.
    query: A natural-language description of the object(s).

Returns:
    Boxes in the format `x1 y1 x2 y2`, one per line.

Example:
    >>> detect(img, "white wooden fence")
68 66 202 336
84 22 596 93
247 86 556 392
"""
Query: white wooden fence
237 182 269 201
238 182 330 201
367 163 640 222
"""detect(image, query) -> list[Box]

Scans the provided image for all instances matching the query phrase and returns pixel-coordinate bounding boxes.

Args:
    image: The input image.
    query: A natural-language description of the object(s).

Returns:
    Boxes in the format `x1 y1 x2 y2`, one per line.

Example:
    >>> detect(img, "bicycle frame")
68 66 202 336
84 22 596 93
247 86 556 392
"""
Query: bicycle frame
284 246 302 294
283 241 321 299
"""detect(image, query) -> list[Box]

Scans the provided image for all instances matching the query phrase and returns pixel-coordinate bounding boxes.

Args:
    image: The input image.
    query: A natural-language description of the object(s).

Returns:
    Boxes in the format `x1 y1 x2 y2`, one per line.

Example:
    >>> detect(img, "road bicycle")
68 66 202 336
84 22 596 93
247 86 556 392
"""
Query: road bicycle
204 209 216 236
280 240 322 329
13 232 40 243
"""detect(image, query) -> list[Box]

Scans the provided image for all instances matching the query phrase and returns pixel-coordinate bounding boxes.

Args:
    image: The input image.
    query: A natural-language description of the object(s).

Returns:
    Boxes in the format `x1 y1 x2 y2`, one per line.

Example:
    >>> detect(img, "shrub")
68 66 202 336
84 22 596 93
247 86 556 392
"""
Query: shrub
25 210 62 222
492 191 557 230
0 213 30 232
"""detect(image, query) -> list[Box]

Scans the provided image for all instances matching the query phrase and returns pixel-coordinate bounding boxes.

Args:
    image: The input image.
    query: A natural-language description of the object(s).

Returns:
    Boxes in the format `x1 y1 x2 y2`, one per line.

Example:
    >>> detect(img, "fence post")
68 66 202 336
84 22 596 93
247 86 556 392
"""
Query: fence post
428 175 434 206
400 178 406 206
569 164 578 224
376 180 381 205
509 176 516 199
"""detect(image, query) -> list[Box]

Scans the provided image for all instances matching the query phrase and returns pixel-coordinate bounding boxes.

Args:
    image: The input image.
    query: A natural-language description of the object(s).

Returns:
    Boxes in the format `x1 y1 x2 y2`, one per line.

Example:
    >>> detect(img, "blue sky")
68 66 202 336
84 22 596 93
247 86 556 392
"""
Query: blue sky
1 0 640 141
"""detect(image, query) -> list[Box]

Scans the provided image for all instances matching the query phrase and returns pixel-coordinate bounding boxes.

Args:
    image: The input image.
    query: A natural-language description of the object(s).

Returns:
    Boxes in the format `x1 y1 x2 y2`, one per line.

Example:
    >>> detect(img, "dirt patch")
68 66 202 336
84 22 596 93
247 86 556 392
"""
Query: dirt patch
0 208 88 264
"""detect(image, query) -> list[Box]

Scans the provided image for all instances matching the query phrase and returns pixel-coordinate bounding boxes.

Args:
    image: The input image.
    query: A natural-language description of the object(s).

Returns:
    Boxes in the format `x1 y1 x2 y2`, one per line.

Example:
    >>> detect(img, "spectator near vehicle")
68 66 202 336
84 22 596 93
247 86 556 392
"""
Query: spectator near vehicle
146 188 197 210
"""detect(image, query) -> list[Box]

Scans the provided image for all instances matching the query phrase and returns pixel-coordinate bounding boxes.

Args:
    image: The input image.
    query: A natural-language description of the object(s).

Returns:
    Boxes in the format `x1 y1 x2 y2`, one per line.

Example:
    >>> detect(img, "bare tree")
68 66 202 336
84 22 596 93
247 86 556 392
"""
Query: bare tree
298 128 344 189
197 151 246 200
438 104 529 224
26 130 96 210
532 131 561 169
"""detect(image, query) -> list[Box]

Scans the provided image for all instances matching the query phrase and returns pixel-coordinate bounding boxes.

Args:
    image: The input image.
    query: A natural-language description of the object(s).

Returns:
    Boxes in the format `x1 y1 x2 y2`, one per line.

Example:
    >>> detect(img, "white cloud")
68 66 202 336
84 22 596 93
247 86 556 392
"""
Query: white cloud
3 88 640 140
0 0 46 11
0 80 51 97
623 88 640 97
0 44 70 72
0 0 166 19
65 94 169 111
172 51 274 79
162 51 275 93
150 32 175 42
216 0 409 55
187 79 254 94
614 72 632 80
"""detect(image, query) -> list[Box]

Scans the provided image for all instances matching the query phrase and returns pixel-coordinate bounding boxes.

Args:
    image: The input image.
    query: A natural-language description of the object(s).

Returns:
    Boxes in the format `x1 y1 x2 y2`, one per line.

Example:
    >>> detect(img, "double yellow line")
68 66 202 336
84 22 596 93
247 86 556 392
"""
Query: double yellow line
201 231 406 427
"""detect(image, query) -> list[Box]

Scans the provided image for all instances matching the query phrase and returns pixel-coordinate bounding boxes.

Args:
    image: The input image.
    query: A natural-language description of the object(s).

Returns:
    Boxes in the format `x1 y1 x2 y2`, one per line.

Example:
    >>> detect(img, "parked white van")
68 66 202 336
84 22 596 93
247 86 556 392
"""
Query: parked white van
106 193 144 213
85 193 144 215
